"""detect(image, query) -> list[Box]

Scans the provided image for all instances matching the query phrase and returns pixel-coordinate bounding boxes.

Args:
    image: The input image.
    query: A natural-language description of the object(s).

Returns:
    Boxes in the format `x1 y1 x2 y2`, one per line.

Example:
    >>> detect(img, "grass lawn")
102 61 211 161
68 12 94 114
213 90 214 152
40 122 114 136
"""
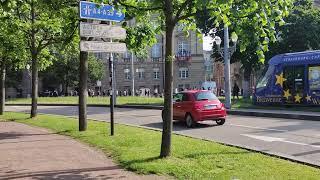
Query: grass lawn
1 112 320 179
6 96 163 106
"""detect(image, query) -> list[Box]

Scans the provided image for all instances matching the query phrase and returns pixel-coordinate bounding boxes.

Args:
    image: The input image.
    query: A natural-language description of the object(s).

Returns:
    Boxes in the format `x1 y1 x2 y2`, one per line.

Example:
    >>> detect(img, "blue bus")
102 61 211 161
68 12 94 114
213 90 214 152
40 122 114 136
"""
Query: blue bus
254 50 320 106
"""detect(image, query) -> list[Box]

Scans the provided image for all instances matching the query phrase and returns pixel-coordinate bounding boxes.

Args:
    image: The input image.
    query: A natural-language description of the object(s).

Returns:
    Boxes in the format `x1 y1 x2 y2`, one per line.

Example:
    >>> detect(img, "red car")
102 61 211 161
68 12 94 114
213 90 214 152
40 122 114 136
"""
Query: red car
163 90 226 128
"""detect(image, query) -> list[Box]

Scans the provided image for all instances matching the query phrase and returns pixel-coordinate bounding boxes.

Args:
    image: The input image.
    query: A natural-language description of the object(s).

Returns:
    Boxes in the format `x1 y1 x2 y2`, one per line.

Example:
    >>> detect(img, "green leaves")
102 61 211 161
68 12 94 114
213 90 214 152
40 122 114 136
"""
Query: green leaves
125 23 159 58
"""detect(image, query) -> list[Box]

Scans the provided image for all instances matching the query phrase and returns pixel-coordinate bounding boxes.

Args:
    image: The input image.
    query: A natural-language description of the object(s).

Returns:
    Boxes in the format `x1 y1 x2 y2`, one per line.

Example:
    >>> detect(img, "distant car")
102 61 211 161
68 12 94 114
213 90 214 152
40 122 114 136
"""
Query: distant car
162 90 226 128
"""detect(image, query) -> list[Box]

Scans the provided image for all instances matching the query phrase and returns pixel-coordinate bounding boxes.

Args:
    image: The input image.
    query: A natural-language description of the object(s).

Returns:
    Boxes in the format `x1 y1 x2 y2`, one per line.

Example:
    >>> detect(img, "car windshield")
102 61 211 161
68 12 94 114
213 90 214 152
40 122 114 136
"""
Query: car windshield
195 92 218 101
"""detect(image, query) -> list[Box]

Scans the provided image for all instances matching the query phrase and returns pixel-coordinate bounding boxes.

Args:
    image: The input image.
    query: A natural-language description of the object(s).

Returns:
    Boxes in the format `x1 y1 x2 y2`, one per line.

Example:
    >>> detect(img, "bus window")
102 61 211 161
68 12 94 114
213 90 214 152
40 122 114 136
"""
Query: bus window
284 66 305 95
256 65 275 89
309 66 320 93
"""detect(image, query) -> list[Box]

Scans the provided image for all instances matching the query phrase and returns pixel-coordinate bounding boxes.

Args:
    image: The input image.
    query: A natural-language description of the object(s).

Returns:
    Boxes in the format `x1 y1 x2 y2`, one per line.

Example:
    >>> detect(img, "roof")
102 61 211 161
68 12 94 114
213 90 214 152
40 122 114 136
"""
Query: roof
268 50 320 66
181 90 210 94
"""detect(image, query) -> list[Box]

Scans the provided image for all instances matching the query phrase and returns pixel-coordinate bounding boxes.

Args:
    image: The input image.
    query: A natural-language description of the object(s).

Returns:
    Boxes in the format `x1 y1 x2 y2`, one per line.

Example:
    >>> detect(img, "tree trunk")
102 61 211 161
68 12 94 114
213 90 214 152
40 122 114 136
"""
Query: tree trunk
243 67 252 99
30 0 38 118
64 75 68 96
30 54 38 118
0 62 6 115
160 10 174 157
79 50 88 131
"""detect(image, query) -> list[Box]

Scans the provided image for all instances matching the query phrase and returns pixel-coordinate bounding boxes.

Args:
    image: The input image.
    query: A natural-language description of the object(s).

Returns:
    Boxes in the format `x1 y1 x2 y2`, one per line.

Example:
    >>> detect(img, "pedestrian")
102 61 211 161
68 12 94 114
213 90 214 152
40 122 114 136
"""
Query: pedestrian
233 83 240 100
154 88 158 97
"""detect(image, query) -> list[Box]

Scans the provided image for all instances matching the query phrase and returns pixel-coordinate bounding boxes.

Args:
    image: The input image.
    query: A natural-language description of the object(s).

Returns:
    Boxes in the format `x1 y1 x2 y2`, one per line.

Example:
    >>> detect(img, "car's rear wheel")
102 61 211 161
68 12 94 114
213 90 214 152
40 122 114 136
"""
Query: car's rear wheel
185 114 195 128
216 119 225 125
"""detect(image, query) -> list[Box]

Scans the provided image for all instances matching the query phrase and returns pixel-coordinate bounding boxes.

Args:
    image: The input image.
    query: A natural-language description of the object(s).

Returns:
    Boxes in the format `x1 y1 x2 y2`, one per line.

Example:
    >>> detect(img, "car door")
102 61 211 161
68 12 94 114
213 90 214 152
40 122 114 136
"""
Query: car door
173 93 183 120
180 93 192 118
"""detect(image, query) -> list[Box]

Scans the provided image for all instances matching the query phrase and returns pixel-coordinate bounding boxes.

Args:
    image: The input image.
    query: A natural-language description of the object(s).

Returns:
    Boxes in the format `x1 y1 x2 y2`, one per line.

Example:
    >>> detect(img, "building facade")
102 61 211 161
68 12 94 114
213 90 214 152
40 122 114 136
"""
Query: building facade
98 25 206 95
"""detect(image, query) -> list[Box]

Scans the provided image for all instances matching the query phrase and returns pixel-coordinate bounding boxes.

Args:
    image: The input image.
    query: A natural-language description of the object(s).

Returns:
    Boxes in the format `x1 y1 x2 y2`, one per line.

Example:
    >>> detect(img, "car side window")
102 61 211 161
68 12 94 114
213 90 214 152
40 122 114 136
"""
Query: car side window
173 93 183 102
182 93 190 101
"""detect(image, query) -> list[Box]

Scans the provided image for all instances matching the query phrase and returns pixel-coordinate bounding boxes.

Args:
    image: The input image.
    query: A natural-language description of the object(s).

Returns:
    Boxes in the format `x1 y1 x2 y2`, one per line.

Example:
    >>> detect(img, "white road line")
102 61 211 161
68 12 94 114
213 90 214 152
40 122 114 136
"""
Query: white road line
242 134 320 149
229 124 288 132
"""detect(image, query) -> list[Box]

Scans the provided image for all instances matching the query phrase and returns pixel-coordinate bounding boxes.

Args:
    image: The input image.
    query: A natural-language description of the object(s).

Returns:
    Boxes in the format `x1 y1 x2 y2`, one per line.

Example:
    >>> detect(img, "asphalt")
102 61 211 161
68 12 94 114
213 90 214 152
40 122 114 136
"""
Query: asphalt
6 103 320 121
5 105 320 168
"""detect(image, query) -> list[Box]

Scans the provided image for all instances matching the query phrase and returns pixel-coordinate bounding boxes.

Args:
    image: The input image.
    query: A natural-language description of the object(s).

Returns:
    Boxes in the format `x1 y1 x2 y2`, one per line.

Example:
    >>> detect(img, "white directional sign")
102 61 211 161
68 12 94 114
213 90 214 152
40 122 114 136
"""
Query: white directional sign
80 22 126 39
80 41 127 53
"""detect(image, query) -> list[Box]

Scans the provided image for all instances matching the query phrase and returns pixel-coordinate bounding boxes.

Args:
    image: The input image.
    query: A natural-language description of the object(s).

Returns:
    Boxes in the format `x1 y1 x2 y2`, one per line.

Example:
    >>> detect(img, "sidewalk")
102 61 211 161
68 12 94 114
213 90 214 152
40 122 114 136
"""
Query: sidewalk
0 122 164 180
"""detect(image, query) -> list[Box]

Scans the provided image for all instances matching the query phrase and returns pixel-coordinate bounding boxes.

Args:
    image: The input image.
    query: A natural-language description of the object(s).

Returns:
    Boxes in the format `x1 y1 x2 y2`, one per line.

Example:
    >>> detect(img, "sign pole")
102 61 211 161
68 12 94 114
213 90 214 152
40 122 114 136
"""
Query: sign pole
79 1 126 136
109 51 115 136
109 21 115 136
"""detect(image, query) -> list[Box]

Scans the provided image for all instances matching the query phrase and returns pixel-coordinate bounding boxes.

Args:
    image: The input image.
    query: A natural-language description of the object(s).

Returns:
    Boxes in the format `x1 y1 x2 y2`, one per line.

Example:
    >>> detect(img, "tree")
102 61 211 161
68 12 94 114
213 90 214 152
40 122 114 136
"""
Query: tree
7 0 78 118
267 0 320 58
0 9 27 114
107 0 293 157
42 40 105 95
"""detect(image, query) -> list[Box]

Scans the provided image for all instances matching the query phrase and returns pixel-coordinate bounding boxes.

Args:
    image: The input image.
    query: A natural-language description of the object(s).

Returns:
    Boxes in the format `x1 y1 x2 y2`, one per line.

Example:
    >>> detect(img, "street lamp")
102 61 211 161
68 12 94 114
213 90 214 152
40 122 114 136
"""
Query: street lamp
214 26 238 109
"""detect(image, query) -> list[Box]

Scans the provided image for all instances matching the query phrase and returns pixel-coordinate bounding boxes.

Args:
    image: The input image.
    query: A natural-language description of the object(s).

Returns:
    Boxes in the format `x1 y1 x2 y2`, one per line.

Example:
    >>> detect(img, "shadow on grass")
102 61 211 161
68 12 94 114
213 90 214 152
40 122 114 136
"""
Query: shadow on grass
121 156 163 167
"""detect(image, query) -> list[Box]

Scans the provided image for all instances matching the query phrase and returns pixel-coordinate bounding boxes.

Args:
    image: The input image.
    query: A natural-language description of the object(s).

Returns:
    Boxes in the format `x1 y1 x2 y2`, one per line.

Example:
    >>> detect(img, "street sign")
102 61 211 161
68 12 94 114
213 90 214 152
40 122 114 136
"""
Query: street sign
80 41 127 53
79 1 125 22
80 22 126 39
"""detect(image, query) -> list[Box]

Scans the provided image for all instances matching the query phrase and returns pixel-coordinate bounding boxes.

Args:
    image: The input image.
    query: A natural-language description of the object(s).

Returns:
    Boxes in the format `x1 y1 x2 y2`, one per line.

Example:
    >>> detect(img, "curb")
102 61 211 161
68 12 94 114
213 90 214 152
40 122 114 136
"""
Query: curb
6 103 320 121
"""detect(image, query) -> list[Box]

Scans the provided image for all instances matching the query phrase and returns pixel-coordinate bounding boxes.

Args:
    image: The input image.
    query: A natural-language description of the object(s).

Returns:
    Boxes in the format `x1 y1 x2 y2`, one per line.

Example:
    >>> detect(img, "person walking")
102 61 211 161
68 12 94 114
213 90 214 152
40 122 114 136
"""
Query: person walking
233 83 240 100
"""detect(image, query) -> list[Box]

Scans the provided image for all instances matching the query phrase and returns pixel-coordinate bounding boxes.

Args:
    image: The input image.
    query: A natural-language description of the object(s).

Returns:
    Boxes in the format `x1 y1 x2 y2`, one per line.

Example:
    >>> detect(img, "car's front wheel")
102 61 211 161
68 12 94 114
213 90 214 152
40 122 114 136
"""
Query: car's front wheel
185 114 195 128
216 119 225 125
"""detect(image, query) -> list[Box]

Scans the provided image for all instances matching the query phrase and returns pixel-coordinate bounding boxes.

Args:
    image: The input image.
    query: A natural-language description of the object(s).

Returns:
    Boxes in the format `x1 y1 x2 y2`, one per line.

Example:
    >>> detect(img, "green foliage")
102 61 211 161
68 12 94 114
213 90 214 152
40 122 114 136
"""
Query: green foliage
124 23 159 58
3 0 78 71
0 8 27 68
109 0 293 62
41 35 105 89
266 0 320 59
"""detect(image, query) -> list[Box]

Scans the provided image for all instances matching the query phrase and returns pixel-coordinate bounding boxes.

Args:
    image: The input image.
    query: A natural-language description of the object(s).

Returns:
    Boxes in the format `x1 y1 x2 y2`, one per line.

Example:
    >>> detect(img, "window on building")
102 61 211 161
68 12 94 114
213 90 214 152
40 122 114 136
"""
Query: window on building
137 68 145 79
153 68 160 79
151 43 161 58
177 40 190 55
179 67 189 79
124 69 131 80
124 52 131 62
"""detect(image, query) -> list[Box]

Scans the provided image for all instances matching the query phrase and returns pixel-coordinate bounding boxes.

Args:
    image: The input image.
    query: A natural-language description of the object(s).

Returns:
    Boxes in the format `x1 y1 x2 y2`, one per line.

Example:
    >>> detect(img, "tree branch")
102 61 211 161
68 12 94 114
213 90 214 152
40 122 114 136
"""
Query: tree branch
174 0 193 22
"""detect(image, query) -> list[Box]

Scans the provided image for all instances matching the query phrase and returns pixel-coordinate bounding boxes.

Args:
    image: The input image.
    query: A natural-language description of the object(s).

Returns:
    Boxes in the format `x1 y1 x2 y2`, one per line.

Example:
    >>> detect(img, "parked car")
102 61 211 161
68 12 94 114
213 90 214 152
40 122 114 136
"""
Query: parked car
162 90 226 128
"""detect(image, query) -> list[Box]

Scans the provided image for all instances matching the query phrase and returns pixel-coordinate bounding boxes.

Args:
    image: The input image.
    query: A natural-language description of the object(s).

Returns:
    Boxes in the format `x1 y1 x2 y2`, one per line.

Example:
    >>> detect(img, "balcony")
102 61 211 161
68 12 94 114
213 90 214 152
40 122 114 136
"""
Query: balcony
175 50 191 66
123 57 131 63
151 57 161 62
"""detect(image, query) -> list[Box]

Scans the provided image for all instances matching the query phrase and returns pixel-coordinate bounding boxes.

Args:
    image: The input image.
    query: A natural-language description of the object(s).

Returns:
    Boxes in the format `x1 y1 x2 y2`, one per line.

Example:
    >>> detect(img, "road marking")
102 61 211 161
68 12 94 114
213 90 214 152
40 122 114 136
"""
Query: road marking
241 134 320 149
229 124 288 132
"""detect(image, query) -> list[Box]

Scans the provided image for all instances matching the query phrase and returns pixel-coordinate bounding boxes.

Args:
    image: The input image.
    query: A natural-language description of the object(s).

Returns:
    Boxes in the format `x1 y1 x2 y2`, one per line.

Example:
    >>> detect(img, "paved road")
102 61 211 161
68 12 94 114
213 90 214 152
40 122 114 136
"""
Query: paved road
6 106 320 167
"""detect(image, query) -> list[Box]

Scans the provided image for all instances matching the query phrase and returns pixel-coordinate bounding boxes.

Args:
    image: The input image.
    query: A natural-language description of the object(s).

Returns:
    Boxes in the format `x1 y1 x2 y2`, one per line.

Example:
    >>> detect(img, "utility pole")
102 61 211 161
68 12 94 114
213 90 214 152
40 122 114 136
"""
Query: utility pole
223 26 231 109
131 51 135 96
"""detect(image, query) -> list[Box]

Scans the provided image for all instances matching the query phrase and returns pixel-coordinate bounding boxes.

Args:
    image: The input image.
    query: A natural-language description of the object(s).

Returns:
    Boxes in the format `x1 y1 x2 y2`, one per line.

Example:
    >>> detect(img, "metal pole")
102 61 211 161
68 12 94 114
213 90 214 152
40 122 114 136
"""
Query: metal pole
109 21 115 136
131 51 135 96
224 26 232 109
109 52 114 136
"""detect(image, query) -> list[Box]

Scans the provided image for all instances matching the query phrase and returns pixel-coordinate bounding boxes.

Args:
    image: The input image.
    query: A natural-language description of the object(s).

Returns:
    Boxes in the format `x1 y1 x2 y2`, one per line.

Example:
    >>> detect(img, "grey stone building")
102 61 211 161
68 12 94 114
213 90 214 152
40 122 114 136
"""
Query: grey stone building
97 25 206 95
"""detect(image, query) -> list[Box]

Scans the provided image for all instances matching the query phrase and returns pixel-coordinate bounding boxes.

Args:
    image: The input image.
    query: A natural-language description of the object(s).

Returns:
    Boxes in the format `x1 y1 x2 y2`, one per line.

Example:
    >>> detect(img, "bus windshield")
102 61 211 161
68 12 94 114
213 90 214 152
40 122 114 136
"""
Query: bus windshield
256 65 275 89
